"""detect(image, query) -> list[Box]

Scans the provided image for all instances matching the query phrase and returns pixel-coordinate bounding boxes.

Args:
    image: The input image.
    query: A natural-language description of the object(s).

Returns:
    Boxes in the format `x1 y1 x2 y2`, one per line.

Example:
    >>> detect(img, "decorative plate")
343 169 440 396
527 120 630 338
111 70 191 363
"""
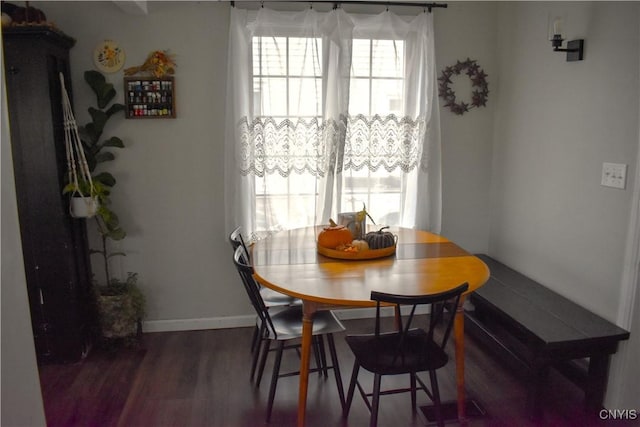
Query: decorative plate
93 40 125 73
317 244 396 260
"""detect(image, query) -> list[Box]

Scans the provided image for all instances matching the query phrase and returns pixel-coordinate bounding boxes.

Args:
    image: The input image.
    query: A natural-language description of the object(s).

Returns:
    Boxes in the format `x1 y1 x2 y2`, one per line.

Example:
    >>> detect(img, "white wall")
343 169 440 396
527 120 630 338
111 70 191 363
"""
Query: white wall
490 2 640 320
437 2 497 254
1 41 47 426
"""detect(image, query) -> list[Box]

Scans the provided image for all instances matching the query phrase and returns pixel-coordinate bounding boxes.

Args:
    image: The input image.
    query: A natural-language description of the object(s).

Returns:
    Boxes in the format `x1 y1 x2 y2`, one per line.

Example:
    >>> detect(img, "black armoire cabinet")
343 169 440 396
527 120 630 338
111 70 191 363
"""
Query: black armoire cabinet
3 26 97 363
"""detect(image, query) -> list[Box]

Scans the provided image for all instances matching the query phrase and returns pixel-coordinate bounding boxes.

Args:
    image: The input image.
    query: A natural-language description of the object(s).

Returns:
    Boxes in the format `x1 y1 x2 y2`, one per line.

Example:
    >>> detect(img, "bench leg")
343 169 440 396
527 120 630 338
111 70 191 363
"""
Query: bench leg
527 363 549 421
585 355 609 412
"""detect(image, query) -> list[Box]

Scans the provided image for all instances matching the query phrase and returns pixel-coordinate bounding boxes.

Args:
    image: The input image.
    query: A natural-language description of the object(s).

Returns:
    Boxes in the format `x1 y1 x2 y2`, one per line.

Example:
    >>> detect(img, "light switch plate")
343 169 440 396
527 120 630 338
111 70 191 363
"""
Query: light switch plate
601 162 627 189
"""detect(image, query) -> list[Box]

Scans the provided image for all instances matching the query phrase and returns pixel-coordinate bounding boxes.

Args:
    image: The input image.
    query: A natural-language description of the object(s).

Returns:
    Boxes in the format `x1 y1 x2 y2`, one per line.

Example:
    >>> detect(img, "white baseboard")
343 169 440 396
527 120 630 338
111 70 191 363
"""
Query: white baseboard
142 306 428 333
142 314 255 333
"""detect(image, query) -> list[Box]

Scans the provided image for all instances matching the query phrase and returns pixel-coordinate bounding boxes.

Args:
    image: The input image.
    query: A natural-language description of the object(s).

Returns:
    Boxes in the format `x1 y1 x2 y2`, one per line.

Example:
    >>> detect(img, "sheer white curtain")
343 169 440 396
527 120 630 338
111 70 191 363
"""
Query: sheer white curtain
224 6 441 239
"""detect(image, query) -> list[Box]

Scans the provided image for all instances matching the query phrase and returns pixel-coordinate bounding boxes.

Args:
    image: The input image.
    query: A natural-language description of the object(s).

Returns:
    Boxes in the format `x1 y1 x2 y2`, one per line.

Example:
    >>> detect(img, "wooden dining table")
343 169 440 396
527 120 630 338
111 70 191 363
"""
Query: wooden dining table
251 225 490 427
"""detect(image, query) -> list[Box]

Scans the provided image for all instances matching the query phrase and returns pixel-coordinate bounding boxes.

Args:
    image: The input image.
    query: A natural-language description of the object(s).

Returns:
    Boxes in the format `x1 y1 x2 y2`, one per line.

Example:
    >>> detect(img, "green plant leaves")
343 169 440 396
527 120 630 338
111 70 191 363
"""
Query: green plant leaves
62 179 96 196
93 172 116 187
106 103 125 118
102 137 124 148
85 70 116 109
106 228 126 241
88 107 108 134
95 151 115 163
96 202 126 241
107 251 127 259
80 123 99 147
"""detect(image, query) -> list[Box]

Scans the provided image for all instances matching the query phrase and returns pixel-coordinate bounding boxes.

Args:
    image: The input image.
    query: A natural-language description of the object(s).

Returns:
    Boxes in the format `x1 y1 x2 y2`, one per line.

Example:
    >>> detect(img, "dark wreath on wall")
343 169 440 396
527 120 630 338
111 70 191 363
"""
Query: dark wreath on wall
438 58 489 115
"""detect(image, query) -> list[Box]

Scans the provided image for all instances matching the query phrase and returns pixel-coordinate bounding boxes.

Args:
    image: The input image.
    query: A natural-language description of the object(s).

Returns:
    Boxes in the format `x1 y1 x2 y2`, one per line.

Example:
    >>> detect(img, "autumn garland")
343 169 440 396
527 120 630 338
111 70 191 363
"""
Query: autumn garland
124 50 176 78
438 59 489 115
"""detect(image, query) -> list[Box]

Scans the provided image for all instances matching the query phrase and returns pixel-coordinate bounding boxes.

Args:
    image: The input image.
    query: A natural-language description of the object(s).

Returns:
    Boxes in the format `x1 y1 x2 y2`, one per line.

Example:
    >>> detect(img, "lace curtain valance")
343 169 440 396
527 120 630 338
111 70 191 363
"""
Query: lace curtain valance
237 114 427 177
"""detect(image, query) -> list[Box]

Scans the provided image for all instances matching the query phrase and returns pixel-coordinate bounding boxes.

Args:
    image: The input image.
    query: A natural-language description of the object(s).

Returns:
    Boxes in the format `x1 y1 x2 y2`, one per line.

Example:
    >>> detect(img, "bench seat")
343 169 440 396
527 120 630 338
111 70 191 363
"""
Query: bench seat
465 254 630 419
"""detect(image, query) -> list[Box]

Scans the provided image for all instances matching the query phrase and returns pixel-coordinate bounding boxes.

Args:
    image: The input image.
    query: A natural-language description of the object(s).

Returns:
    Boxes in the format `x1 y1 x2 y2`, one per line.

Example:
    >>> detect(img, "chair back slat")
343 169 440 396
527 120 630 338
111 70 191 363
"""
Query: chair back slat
229 226 251 262
233 244 277 339
370 283 469 360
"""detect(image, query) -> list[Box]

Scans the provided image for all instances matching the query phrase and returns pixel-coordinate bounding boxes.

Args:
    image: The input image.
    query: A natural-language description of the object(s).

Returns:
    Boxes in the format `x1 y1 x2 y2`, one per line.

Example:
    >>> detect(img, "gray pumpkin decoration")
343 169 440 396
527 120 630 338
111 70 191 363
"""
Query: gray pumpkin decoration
364 226 397 249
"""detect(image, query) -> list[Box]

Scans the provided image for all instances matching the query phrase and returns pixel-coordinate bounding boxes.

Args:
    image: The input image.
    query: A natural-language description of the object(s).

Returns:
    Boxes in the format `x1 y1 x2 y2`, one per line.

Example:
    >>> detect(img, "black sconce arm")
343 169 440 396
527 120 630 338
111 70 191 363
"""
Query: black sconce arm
551 35 584 61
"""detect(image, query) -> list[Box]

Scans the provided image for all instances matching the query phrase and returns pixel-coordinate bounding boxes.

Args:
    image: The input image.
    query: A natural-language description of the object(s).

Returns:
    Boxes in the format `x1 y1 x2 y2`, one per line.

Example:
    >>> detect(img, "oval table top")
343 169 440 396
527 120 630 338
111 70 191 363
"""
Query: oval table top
251 226 490 307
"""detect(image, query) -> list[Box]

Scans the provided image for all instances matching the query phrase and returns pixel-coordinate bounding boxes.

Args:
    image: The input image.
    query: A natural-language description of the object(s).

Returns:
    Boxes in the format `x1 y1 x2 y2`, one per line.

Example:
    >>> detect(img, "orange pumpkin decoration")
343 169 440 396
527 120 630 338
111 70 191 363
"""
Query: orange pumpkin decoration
318 220 353 249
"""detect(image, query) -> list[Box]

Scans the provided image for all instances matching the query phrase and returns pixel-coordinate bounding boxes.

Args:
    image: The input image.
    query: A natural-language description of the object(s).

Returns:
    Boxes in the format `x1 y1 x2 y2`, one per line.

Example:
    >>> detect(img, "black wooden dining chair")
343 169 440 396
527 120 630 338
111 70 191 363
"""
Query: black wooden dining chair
342 283 469 427
228 227 301 354
232 244 346 422
228 227 328 383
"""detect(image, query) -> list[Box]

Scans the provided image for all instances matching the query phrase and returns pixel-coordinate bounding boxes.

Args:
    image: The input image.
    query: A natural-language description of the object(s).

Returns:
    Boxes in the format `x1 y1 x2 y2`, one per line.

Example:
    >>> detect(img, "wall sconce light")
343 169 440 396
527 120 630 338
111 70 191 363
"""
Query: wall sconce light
549 17 584 62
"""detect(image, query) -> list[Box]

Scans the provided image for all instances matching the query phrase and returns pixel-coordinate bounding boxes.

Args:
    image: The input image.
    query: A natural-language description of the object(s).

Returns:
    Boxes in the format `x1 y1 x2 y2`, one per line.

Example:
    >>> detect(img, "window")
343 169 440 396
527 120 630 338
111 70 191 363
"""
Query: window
251 36 406 229
228 8 440 237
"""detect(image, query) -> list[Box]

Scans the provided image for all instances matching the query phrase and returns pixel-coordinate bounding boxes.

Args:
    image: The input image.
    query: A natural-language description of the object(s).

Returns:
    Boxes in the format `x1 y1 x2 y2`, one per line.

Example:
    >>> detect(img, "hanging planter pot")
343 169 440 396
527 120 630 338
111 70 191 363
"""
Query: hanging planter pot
70 195 99 218
59 72 100 219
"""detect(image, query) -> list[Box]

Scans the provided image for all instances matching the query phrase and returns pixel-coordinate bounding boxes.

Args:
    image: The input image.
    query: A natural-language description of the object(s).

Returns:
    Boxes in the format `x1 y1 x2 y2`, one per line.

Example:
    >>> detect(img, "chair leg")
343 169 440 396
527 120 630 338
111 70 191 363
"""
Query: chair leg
326 334 345 410
370 373 382 427
250 335 261 382
317 335 329 377
250 324 259 353
343 361 360 418
312 336 323 378
410 373 417 412
429 370 443 427
251 322 267 382
266 341 285 423
256 339 271 388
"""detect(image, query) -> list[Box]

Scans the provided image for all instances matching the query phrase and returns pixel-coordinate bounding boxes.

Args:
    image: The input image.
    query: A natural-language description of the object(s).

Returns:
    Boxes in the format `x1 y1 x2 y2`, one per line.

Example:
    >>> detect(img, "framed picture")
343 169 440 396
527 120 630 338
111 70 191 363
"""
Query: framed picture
93 40 125 73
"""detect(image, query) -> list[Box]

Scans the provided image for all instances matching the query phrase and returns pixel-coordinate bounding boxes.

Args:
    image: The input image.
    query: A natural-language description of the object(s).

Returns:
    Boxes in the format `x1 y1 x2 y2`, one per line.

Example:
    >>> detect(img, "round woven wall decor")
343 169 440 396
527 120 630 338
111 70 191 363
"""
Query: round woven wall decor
438 59 488 115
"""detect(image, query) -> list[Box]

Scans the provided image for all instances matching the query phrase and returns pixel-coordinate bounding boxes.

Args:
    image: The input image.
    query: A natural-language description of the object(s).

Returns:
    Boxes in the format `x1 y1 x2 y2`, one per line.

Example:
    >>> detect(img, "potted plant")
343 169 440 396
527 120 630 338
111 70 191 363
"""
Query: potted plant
96 272 145 338
64 70 145 340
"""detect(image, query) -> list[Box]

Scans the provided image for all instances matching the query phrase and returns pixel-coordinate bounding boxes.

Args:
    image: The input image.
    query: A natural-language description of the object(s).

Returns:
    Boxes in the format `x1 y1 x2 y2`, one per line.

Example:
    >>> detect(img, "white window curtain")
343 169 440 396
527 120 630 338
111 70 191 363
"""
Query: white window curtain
224 6 441 240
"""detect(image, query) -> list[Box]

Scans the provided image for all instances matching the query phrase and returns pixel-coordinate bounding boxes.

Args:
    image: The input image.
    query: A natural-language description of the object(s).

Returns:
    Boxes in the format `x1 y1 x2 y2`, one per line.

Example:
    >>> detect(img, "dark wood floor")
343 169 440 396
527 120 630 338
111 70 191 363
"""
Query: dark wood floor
38 317 637 427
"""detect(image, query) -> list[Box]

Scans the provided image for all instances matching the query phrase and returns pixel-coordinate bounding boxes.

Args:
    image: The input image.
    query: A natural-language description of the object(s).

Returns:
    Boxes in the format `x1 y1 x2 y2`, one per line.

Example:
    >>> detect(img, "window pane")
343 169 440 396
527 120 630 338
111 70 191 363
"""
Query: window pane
256 174 317 229
252 38 260 75
289 78 322 116
341 169 402 226
289 173 318 194
348 78 370 115
352 39 370 77
257 36 287 76
289 37 322 76
254 77 287 116
257 194 317 229
372 40 404 78
371 79 404 116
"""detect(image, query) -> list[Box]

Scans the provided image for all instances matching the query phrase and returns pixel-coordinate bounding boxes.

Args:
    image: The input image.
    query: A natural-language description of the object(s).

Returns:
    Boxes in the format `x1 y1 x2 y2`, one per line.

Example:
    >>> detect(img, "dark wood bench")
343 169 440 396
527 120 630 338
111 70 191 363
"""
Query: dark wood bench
465 254 630 419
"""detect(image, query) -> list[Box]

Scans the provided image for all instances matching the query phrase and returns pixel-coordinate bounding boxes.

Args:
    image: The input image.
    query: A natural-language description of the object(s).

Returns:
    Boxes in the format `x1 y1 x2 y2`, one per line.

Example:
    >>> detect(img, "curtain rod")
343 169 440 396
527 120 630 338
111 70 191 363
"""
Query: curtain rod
230 1 448 12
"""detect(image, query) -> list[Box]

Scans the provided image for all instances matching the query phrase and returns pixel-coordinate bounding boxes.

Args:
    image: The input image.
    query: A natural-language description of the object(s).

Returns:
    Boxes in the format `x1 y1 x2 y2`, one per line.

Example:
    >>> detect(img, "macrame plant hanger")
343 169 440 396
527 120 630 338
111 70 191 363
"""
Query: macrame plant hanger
60 72 98 218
